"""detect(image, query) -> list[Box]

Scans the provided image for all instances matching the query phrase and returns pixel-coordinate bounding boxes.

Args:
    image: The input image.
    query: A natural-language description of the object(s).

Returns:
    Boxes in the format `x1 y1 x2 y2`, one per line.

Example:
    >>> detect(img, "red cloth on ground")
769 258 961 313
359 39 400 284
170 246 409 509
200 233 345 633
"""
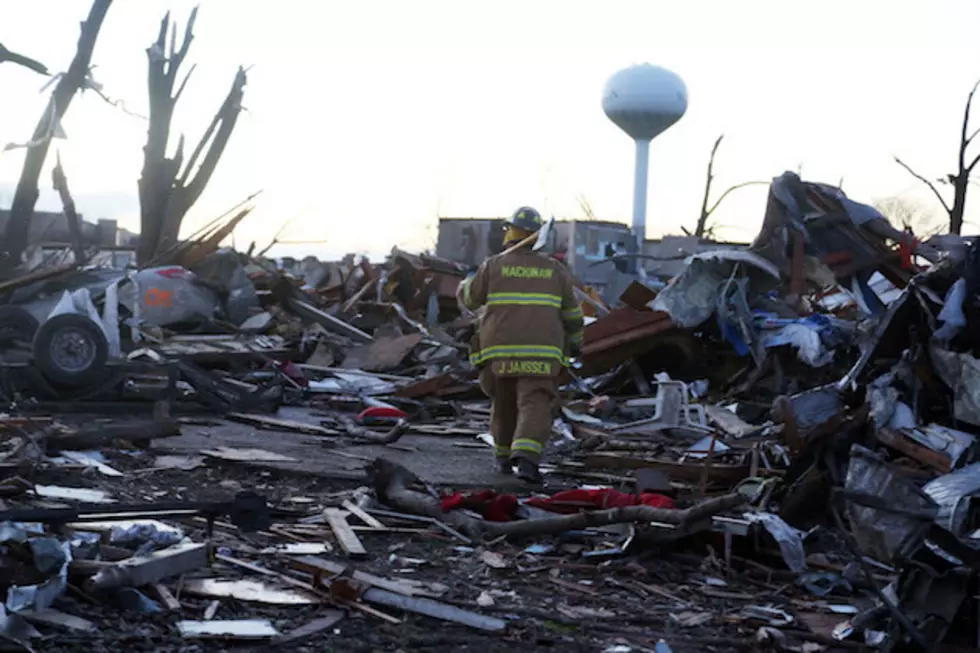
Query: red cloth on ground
525 488 675 513
440 488 674 522
440 490 518 522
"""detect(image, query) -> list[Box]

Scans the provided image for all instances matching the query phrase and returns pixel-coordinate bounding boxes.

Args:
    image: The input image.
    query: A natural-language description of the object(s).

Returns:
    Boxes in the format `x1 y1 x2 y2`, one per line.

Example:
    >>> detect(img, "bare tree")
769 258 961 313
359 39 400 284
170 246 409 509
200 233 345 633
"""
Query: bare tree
693 134 767 239
0 0 112 275
873 196 943 237
136 7 247 265
895 79 980 235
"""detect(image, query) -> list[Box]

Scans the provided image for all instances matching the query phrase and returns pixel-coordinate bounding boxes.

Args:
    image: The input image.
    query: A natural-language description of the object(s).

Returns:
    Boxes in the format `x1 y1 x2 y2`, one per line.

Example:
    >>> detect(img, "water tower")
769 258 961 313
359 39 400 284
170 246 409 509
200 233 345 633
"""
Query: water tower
602 64 688 246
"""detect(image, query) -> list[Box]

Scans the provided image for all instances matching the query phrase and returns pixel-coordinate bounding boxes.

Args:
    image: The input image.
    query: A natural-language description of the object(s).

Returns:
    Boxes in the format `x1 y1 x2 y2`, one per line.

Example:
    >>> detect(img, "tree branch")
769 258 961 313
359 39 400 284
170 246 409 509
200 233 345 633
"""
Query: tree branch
967 151 980 174
960 79 980 171
704 180 769 218
0 42 49 75
695 134 724 238
894 156 951 213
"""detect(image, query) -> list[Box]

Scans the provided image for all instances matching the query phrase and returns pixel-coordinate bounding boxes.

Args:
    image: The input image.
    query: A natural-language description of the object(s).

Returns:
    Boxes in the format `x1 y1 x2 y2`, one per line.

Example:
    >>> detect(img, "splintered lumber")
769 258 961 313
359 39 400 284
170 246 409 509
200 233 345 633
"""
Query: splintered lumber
324 508 367 557
369 458 747 541
88 543 208 590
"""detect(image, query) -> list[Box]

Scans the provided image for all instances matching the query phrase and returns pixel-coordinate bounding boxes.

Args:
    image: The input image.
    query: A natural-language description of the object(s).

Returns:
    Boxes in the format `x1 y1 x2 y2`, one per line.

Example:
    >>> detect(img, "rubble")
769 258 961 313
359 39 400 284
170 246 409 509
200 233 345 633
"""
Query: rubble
1 172 980 652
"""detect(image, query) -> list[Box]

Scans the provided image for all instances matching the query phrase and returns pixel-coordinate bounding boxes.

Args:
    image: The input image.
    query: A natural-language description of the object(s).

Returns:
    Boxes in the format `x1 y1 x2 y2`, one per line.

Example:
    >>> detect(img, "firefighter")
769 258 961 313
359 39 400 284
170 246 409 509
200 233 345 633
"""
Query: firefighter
457 207 584 484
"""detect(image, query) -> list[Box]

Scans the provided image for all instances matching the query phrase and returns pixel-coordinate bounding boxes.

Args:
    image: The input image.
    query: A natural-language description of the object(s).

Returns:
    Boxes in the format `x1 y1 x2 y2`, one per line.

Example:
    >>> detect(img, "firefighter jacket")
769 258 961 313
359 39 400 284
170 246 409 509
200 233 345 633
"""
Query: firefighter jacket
458 248 584 377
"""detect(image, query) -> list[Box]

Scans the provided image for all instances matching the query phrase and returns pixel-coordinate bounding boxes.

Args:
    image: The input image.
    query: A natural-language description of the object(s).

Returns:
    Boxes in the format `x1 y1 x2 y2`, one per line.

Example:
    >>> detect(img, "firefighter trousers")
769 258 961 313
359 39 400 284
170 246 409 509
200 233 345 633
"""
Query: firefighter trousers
479 367 556 463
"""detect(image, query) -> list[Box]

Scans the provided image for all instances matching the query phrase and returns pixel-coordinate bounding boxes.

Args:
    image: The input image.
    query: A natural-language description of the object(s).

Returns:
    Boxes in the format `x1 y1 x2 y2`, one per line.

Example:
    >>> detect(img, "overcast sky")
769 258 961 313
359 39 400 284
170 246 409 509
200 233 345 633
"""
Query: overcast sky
2 0 980 260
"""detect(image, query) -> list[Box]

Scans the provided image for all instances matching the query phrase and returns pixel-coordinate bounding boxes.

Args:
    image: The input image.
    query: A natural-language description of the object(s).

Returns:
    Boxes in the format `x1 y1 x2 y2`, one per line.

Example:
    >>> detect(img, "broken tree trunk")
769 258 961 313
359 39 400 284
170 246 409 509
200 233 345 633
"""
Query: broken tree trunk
136 7 248 265
51 154 86 264
1 0 112 276
369 458 747 540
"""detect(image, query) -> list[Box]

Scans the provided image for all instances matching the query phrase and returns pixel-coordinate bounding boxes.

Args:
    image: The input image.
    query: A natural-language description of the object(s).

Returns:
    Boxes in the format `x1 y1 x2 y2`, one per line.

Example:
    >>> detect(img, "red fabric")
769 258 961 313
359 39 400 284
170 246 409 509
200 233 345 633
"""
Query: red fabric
358 406 409 420
440 487 674 522
441 490 518 522
526 488 675 513
898 236 920 270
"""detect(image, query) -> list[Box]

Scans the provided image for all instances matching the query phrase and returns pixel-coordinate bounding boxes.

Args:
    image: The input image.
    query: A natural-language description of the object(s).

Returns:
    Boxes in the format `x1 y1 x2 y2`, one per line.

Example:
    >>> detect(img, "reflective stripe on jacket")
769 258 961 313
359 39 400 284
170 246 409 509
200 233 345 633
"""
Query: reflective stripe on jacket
458 249 584 376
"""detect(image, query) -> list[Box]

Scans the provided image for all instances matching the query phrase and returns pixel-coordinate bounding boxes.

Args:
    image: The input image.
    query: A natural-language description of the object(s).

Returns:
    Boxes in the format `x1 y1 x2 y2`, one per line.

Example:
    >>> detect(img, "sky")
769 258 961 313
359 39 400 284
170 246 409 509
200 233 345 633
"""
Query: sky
3 0 980 261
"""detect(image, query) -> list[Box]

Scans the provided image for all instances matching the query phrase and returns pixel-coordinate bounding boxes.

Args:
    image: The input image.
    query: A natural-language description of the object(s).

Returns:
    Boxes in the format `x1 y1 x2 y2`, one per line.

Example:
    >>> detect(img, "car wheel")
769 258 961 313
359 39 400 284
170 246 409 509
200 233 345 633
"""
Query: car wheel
0 306 40 345
32 313 109 387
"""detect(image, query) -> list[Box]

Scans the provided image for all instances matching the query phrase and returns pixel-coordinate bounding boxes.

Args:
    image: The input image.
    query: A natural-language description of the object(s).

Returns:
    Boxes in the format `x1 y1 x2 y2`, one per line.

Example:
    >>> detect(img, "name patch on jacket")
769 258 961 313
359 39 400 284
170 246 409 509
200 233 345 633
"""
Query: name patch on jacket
501 265 553 280
494 360 553 376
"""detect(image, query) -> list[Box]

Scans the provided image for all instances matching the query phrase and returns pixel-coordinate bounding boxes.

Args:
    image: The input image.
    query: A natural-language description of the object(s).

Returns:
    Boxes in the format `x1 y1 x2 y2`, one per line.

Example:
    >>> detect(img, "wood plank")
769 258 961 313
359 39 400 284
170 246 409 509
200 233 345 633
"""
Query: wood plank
341 500 384 529
290 556 444 598
150 583 182 611
203 600 220 620
324 508 367 558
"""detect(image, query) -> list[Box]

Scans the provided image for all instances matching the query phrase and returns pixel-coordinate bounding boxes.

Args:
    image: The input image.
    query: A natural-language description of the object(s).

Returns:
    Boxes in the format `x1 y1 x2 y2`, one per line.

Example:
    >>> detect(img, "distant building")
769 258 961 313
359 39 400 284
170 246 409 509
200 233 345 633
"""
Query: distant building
436 217 747 300
0 209 138 247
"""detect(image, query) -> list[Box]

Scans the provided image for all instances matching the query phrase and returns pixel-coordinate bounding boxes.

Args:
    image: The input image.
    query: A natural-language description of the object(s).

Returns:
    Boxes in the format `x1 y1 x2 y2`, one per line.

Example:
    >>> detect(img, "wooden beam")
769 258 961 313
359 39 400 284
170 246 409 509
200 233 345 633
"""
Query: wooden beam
324 508 367 558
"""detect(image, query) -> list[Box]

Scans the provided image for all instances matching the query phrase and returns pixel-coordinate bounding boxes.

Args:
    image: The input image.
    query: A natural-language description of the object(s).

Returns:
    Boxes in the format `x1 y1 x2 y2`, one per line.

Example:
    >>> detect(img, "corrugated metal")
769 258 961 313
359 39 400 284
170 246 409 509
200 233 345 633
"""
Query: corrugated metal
922 462 980 537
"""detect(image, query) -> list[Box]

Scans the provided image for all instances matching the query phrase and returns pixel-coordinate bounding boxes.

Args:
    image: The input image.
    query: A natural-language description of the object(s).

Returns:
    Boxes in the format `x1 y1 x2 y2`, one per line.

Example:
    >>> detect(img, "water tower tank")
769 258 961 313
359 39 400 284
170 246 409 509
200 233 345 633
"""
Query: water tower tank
602 64 688 245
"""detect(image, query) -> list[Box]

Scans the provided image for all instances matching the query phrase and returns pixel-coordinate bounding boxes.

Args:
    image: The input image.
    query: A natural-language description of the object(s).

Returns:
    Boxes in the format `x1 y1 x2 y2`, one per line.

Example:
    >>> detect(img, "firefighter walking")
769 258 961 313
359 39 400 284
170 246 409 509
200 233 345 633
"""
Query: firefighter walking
458 207 584 484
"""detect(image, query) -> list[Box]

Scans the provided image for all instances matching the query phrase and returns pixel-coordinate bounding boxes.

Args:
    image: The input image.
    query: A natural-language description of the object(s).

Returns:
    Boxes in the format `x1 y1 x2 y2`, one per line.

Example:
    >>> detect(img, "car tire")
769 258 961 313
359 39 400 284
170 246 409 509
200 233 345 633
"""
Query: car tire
32 313 109 387
0 306 40 345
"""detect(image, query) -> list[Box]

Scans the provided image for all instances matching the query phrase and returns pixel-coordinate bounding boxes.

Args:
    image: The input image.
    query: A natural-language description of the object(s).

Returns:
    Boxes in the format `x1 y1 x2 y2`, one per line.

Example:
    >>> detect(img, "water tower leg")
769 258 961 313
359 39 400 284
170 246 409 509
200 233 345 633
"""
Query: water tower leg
631 138 651 249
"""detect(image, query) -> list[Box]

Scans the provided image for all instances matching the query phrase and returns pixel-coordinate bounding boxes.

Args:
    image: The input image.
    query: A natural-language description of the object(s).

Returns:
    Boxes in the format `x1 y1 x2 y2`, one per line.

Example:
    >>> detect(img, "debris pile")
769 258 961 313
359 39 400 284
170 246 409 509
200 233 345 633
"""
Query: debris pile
1 172 980 651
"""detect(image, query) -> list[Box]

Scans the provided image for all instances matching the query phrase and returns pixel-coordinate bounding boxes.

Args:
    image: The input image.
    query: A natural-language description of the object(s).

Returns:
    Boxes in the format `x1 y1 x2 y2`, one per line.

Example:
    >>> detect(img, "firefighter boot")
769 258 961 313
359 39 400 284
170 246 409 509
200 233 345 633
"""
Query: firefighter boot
496 458 513 475
514 457 543 485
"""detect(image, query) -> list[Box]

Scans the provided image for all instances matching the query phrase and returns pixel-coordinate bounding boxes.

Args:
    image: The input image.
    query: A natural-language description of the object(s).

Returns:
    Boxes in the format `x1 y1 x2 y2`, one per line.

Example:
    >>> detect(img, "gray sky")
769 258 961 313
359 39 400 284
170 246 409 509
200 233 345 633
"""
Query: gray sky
2 0 980 260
